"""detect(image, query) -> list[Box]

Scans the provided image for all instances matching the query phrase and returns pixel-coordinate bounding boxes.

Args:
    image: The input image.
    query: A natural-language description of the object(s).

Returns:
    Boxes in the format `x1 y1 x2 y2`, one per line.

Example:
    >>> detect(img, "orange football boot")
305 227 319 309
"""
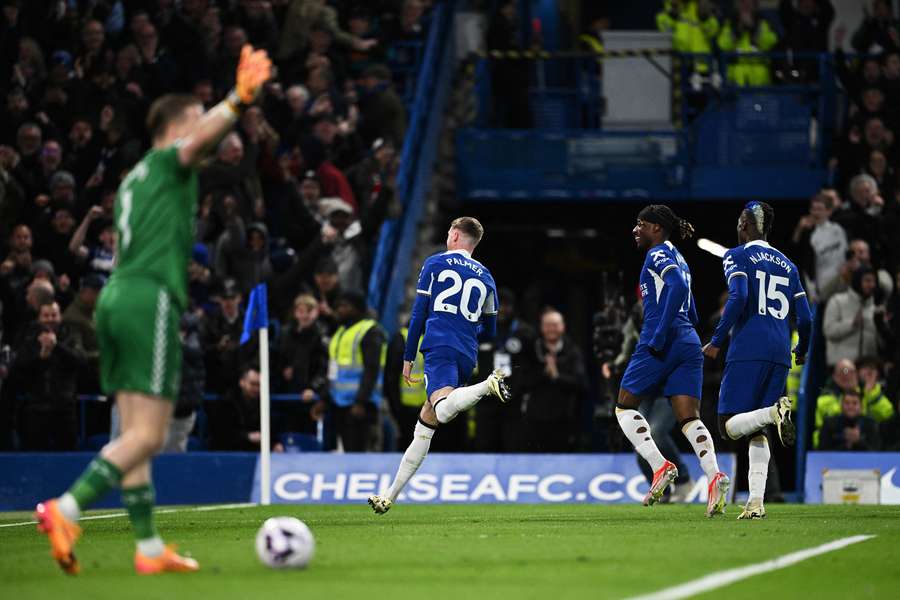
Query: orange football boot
134 544 200 575
35 499 82 575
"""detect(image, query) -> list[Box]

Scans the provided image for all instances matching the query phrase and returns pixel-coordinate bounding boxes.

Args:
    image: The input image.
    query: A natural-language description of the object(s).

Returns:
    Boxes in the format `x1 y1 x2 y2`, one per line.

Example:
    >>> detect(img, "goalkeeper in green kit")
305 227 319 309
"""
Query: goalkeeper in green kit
35 46 272 576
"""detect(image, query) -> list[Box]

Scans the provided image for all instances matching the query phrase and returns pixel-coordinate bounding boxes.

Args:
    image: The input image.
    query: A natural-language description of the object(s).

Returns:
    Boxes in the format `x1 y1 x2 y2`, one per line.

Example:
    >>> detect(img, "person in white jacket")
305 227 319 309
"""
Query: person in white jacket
823 266 882 368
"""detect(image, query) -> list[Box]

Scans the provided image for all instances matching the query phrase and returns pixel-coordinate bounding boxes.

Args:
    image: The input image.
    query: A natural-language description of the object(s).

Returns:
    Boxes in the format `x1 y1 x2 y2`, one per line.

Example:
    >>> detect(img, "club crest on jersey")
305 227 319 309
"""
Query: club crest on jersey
650 250 668 267
723 255 736 273
639 282 648 298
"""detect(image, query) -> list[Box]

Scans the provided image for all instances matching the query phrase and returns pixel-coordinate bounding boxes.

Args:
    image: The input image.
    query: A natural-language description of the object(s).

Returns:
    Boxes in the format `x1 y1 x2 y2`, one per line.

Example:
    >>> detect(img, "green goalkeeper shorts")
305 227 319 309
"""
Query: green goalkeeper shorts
96 277 182 402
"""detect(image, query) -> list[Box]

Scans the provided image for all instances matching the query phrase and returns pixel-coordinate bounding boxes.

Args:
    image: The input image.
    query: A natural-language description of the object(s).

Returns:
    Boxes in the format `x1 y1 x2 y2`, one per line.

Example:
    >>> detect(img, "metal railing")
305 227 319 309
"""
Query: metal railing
367 1 455 325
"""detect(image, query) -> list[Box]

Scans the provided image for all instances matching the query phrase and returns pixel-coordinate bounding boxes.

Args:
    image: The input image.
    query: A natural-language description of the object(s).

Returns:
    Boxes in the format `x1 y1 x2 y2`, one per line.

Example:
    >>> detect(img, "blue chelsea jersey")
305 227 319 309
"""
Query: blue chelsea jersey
415 250 498 363
721 240 806 366
638 241 697 347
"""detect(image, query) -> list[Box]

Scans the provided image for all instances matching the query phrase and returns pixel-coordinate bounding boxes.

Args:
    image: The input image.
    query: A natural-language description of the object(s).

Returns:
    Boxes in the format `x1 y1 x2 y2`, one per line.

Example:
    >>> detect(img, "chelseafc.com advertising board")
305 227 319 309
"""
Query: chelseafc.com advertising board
252 454 737 505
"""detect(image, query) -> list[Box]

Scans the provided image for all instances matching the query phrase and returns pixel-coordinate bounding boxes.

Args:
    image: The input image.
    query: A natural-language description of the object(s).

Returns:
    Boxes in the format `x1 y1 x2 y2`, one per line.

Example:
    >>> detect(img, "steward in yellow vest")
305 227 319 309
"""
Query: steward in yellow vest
657 0 719 73
717 6 778 86
328 291 386 451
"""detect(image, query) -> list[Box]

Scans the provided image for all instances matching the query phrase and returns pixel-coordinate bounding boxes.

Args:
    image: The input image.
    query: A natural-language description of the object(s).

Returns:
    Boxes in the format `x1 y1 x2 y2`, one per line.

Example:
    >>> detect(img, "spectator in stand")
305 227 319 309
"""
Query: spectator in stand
0 225 35 321
778 1 834 58
792 190 848 303
824 267 884 367
311 255 341 334
814 357 895 446
276 0 378 64
68 205 115 279
858 355 895 422
819 390 881 451
819 238 894 301
12 299 85 450
346 137 400 243
345 6 384 79
777 0 833 82
519 308 587 452
833 174 886 263
213 218 273 295
63 117 102 187
200 132 263 235
188 243 214 313
276 294 329 434
882 50 900 111
864 149 895 200
486 0 531 128
474 288 534 452
236 0 280 55
166 313 205 453
851 0 900 54
208 366 285 452
40 205 79 269
7 277 54 345
306 197 363 294
355 63 406 148
201 278 247 394
328 290 384 451
62 273 104 372
717 0 778 86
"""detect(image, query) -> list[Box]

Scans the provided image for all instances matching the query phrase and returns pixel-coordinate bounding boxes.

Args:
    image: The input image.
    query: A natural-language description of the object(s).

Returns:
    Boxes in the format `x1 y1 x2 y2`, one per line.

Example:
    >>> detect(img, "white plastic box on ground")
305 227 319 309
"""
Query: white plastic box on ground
821 469 881 505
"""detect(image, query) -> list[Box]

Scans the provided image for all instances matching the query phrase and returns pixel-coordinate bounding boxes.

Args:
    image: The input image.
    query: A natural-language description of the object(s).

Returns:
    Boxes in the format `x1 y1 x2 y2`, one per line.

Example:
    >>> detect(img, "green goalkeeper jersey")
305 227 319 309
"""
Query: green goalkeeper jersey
112 145 197 311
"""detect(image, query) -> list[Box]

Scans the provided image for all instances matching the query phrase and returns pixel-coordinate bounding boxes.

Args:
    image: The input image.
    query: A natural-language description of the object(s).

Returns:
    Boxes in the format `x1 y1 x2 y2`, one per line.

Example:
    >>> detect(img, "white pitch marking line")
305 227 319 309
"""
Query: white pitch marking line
624 534 876 600
0 502 256 529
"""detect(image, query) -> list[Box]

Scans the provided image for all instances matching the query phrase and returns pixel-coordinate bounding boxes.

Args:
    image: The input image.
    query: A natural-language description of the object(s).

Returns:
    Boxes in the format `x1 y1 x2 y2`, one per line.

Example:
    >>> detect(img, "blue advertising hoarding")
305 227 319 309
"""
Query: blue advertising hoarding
252 453 736 505
0 452 736 510
804 452 900 504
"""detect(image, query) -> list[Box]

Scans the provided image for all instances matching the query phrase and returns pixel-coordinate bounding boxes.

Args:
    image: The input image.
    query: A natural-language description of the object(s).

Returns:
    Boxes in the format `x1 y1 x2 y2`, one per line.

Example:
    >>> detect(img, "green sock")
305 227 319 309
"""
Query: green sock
67 457 123 509
121 484 158 541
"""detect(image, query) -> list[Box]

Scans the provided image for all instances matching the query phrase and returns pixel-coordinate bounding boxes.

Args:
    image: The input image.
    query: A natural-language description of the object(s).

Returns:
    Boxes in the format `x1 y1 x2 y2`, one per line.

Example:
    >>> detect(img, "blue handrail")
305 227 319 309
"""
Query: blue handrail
367 1 455 323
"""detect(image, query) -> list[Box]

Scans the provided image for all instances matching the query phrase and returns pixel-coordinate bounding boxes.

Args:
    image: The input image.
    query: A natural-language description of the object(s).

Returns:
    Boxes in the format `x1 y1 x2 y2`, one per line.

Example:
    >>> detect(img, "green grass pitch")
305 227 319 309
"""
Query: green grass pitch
2 504 899 599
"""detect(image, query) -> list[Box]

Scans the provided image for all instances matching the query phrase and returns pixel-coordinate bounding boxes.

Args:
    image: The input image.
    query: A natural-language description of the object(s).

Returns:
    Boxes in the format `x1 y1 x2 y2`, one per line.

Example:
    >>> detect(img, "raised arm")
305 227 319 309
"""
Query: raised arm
177 46 271 168
68 205 105 258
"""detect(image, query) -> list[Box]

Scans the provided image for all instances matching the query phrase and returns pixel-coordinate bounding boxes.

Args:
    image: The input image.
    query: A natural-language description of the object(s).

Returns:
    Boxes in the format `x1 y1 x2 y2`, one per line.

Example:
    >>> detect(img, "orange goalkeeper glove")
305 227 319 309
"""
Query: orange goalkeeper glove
235 45 272 104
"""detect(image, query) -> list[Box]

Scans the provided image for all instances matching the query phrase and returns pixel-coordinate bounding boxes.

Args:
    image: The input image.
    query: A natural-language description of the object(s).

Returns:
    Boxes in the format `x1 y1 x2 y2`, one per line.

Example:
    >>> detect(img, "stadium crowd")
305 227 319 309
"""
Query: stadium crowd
0 0 430 452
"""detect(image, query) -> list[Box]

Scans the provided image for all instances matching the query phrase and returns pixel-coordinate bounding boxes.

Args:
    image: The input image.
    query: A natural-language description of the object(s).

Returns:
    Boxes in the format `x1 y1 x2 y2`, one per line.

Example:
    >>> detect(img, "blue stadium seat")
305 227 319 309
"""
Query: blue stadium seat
279 433 323 453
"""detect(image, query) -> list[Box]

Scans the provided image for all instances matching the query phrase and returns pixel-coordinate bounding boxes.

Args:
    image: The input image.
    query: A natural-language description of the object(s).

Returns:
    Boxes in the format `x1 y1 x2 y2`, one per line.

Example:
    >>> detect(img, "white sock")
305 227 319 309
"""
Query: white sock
748 434 770 502
681 419 720 480
435 380 490 424
137 535 165 557
386 421 435 502
724 406 775 440
57 493 81 522
616 408 666 472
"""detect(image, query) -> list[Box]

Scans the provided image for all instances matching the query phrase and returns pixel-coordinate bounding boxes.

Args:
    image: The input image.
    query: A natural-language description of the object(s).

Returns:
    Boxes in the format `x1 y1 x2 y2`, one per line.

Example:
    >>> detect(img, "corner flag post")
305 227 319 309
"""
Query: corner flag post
241 283 271 505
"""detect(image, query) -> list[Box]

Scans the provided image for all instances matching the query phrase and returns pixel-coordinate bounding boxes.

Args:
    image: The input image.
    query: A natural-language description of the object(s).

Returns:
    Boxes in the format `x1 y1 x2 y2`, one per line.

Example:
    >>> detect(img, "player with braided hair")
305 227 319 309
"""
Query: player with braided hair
702 201 812 520
616 205 730 517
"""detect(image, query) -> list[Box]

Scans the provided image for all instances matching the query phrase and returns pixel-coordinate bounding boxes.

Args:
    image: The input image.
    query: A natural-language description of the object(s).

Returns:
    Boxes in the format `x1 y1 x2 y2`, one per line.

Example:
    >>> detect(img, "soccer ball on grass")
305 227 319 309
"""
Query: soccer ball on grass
255 517 315 569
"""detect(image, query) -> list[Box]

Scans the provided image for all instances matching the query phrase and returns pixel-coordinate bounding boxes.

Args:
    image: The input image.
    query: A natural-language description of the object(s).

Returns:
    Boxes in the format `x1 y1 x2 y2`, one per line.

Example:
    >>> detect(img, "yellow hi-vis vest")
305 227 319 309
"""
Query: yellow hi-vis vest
656 0 719 73
328 319 385 407
400 327 428 407
787 330 802 411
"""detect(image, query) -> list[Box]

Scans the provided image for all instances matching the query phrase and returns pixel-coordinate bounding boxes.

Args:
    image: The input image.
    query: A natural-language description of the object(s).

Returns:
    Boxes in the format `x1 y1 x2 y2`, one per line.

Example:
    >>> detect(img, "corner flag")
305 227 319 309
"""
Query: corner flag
240 283 268 345
240 282 273 504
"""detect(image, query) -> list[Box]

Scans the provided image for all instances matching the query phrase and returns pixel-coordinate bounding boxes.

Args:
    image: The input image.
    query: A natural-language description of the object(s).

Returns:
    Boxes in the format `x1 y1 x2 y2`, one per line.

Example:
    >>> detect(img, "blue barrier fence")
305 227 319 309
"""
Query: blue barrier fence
460 51 844 200
45 394 323 453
